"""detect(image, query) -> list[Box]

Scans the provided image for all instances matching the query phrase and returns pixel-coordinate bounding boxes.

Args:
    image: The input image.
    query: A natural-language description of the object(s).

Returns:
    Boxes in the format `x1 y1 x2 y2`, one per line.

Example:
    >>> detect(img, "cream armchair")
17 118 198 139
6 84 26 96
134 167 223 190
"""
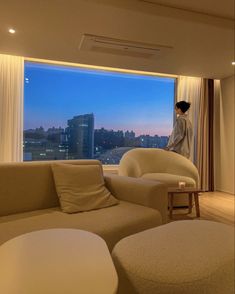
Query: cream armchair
119 148 199 206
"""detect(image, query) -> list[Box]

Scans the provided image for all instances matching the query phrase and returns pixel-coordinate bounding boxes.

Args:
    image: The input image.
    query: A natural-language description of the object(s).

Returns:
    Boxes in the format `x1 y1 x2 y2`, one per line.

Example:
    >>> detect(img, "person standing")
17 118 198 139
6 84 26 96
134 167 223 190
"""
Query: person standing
165 101 193 159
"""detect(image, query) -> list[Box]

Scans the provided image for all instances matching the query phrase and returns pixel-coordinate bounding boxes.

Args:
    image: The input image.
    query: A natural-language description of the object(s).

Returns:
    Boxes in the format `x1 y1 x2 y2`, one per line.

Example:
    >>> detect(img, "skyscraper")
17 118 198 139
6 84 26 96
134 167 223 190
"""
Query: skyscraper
67 114 94 159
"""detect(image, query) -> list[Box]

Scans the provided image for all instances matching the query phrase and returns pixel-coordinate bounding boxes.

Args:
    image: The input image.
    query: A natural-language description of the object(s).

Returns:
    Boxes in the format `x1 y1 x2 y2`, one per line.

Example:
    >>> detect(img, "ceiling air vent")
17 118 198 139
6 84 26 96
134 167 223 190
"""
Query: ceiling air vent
79 34 173 59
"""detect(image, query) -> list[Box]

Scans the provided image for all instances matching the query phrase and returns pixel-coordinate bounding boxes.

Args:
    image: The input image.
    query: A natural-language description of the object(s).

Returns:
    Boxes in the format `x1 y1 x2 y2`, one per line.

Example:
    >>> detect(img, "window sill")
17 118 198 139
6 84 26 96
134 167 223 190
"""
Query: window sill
102 164 119 174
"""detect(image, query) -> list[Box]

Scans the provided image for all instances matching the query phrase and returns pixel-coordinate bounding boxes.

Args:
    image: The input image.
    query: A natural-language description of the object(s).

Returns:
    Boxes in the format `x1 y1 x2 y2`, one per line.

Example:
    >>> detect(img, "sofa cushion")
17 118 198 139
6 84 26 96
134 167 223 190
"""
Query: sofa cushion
52 164 118 213
0 201 162 250
141 173 196 187
0 160 102 217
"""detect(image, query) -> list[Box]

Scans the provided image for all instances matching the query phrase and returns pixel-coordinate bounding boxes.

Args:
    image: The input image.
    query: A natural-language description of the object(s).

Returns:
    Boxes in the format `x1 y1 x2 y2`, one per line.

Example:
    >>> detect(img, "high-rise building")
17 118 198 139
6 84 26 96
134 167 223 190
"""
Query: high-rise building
67 114 94 159
124 130 135 139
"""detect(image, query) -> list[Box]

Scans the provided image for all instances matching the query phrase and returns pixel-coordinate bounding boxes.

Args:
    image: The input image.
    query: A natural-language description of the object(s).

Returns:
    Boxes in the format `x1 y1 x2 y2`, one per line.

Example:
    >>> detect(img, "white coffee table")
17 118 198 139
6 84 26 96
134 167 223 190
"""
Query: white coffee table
0 229 118 294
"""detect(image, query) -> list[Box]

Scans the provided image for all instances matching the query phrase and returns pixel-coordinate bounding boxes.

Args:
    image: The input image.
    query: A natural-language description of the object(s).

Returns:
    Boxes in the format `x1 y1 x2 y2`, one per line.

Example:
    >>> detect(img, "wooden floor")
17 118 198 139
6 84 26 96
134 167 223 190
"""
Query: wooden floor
168 191 235 226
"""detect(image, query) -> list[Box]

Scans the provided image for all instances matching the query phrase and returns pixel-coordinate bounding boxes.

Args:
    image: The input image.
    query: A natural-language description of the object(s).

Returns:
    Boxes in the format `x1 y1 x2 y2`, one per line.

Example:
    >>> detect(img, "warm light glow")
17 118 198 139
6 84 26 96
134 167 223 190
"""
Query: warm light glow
232 61 235 66
8 28 16 34
25 57 177 78
178 181 186 189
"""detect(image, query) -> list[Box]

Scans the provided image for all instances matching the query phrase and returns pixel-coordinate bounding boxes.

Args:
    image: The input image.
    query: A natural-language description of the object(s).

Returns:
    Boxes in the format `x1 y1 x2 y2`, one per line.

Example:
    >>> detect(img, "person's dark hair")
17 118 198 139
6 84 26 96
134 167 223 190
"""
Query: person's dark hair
175 101 191 113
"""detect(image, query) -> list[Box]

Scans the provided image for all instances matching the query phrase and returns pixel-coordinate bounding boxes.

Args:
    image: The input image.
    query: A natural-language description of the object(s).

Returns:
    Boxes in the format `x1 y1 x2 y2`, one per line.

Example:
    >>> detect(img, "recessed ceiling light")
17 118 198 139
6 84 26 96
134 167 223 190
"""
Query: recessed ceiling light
8 28 16 34
232 61 235 66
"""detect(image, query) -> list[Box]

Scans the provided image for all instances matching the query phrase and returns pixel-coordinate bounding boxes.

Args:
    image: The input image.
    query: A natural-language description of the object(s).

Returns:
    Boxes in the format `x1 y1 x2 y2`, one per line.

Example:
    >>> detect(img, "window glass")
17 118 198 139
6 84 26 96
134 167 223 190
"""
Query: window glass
24 62 175 163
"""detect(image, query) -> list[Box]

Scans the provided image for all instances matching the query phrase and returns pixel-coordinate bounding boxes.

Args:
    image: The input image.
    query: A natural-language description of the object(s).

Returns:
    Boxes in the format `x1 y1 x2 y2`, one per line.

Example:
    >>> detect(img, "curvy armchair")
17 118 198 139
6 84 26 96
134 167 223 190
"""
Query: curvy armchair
119 148 199 206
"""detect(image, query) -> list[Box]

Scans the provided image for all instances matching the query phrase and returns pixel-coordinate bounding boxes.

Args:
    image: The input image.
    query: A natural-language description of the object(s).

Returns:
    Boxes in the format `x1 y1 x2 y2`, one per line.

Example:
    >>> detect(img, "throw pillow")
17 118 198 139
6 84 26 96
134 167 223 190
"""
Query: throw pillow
51 163 119 213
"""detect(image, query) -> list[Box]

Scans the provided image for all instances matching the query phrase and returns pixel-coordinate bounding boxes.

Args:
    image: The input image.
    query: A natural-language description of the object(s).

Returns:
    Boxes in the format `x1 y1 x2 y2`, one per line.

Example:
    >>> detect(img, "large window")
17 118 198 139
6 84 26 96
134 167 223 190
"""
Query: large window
24 62 175 164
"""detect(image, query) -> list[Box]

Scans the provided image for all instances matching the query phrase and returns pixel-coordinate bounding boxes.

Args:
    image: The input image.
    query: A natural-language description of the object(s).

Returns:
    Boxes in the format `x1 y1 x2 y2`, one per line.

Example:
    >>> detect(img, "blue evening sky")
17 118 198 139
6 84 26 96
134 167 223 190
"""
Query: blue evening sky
24 62 175 136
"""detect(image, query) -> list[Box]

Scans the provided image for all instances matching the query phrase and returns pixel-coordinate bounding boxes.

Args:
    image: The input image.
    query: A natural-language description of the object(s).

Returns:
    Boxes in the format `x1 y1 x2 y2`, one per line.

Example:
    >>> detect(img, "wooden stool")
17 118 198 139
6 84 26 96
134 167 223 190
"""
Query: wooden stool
168 187 202 218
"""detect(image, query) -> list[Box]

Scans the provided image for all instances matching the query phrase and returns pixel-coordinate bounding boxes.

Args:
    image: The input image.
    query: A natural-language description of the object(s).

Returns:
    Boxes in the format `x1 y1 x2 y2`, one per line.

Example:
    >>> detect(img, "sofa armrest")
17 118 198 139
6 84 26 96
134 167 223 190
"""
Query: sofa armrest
104 173 168 224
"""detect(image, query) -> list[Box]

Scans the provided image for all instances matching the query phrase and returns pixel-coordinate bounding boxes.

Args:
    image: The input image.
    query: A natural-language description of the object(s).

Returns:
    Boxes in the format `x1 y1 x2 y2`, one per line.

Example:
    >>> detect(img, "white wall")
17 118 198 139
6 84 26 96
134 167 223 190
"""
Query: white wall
214 76 235 194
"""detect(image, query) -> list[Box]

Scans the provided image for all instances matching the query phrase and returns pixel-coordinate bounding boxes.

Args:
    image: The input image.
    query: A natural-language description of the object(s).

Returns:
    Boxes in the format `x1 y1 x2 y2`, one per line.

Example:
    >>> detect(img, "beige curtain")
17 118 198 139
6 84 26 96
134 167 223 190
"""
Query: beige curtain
177 76 211 191
0 54 24 162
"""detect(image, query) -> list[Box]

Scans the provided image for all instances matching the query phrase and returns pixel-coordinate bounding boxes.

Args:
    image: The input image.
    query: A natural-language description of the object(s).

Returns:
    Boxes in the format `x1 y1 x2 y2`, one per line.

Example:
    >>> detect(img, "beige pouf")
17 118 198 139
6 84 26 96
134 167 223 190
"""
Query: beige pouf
112 220 234 294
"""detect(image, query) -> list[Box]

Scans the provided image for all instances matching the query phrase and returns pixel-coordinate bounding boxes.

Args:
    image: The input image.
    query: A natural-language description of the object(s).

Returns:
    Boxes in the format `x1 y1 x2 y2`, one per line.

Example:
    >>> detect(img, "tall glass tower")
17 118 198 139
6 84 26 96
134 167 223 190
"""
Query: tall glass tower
67 114 94 159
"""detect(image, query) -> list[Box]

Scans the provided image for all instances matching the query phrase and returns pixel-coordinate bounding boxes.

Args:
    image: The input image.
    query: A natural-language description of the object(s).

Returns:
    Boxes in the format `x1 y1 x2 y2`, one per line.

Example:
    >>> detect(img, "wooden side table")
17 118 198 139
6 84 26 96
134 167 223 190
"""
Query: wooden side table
168 187 202 218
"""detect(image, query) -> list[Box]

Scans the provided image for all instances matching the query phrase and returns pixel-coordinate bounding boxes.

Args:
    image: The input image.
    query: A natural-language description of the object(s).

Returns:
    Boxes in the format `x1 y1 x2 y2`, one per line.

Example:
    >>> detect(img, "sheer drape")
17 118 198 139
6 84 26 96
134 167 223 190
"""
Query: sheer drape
0 54 24 162
177 76 214 191
177 76 202 163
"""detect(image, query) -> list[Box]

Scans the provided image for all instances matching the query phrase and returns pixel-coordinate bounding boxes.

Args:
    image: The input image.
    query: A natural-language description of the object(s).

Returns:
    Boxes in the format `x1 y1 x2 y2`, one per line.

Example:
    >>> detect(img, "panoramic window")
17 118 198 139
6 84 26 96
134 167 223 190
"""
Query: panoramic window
24 62 175 164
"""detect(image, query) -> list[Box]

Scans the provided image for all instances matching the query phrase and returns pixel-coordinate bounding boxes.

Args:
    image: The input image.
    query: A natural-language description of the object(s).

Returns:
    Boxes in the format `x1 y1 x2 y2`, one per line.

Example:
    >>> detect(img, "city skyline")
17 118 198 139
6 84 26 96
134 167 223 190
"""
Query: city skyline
24 124 169 138
23 114 169 163
24 62 175 136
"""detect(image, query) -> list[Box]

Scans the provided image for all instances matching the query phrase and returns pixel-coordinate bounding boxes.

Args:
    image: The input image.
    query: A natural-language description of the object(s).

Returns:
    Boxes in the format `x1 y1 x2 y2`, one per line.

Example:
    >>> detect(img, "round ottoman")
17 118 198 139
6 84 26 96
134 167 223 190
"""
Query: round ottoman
112 220 234 294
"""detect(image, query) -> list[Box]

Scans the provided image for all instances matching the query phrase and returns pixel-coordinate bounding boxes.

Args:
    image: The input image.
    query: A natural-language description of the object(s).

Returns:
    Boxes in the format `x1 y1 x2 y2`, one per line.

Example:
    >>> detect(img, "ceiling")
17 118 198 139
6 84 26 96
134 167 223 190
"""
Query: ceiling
138 0 234 20
0 0 234 79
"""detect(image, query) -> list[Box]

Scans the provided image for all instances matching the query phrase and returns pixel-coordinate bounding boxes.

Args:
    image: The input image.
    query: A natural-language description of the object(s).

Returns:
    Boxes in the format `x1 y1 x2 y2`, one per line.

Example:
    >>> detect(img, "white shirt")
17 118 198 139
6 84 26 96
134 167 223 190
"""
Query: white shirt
167 114 193 159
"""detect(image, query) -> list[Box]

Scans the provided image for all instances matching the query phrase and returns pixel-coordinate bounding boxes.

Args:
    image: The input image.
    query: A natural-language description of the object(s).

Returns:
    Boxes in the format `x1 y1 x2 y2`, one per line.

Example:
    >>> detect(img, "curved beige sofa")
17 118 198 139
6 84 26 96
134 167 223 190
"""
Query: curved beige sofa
0 159 168 250
119 148 199 206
